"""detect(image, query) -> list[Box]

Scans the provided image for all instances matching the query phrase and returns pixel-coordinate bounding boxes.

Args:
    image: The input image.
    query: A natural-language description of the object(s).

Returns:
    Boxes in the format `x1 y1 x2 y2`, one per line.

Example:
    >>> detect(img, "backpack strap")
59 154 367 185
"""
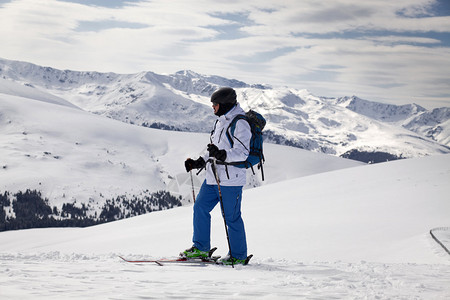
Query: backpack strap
226 115 250 151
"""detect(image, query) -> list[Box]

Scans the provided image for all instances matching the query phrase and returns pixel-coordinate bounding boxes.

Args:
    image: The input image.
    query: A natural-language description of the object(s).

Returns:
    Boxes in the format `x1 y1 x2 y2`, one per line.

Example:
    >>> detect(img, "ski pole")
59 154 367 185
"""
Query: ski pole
210 158 234 268
189 170 196 203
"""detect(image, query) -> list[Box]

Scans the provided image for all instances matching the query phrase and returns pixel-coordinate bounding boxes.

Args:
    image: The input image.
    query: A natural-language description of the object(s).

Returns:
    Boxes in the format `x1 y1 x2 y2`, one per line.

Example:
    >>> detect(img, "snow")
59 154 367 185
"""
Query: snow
0 89 363 208
1 254 448 300
1 63 450 299
0 77 80 109
1 154 450 299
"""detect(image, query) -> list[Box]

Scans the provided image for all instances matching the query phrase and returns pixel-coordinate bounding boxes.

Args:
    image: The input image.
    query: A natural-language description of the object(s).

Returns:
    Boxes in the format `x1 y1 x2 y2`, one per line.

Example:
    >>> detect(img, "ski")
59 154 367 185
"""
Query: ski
120 247 221 266
119 247 253 266
119 255 220 266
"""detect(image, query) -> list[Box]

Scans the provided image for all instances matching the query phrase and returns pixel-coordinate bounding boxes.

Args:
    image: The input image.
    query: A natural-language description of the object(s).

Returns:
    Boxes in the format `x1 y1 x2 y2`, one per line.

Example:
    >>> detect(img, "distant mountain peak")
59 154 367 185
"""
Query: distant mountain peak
174 70 201 78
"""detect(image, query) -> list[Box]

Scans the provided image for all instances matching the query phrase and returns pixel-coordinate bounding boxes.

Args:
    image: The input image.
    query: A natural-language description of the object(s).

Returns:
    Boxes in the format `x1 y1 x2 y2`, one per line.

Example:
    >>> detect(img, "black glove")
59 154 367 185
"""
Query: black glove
185 157 206 172
207 144 227 161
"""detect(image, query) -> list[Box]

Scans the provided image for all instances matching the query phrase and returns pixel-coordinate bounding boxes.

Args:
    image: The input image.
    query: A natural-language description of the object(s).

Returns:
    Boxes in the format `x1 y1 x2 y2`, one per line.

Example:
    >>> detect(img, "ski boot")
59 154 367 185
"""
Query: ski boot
180 246 209 259
219 254 253 266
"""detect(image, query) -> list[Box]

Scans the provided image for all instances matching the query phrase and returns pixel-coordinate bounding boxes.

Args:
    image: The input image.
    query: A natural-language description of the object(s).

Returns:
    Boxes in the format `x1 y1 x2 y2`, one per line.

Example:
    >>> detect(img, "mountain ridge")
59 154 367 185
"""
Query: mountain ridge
1 57 449 161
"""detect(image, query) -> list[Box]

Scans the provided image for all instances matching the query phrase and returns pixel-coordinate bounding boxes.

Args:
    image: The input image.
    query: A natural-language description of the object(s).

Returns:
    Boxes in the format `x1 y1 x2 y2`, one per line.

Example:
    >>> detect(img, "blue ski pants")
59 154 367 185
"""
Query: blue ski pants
193 181 247 260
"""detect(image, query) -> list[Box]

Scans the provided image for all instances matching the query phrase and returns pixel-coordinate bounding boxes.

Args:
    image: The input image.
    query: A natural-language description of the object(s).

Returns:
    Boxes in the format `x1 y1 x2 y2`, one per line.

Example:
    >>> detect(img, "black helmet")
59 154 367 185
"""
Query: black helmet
211 87 237 105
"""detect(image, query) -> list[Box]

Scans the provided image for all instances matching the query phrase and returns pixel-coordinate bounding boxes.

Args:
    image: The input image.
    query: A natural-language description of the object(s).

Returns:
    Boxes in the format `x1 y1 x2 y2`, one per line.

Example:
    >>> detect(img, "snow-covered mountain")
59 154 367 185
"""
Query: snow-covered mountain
0 75 363 229
337 95 450 146
1 58 449 163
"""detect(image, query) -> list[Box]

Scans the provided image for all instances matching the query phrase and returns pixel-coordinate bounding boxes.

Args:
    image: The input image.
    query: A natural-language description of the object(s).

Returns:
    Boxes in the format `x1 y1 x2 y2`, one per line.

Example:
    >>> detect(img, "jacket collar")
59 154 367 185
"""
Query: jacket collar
218 103 242 122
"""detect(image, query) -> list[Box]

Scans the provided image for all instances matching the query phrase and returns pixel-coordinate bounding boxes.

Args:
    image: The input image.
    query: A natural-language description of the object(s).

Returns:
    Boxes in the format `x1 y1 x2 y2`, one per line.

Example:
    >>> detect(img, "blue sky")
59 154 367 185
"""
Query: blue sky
1 0 449 109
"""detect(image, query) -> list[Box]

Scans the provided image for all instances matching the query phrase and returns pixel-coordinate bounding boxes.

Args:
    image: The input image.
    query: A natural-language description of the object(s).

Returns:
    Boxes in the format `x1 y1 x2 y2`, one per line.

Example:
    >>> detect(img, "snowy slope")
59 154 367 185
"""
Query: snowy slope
0 154 449 299
1 58 449 160
0 77 79 109
1 155 448 263
404 108 450 146
338 95 450 147
0 84 363 217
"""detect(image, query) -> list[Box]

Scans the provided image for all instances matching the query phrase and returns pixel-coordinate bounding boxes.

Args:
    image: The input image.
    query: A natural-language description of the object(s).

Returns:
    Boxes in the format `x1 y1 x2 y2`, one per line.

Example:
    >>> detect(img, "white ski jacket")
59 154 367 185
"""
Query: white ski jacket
202 103 251 186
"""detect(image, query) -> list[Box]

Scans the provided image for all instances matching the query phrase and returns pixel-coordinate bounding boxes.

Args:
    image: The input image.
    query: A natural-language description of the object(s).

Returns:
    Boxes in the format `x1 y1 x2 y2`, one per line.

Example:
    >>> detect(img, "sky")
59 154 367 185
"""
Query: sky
0 0 449 109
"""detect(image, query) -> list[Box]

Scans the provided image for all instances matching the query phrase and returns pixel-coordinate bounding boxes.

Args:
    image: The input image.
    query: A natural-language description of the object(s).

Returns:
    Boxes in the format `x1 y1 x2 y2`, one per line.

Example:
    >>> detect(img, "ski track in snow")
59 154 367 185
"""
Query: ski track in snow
1 253 450 299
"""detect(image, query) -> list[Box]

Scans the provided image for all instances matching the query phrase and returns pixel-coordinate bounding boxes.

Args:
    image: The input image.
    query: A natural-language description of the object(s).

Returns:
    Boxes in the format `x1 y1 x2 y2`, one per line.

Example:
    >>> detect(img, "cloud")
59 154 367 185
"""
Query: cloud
0 0 449 108
242 0 450 35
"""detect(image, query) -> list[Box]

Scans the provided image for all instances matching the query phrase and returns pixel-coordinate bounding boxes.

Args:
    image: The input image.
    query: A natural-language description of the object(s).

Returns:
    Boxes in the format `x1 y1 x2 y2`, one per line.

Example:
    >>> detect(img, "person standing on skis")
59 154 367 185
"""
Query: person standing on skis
182 87 251 265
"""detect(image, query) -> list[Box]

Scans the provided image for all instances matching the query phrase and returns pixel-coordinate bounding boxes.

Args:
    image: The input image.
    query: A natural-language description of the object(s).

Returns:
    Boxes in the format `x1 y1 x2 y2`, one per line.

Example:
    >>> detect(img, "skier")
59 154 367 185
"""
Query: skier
183 87 251 265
